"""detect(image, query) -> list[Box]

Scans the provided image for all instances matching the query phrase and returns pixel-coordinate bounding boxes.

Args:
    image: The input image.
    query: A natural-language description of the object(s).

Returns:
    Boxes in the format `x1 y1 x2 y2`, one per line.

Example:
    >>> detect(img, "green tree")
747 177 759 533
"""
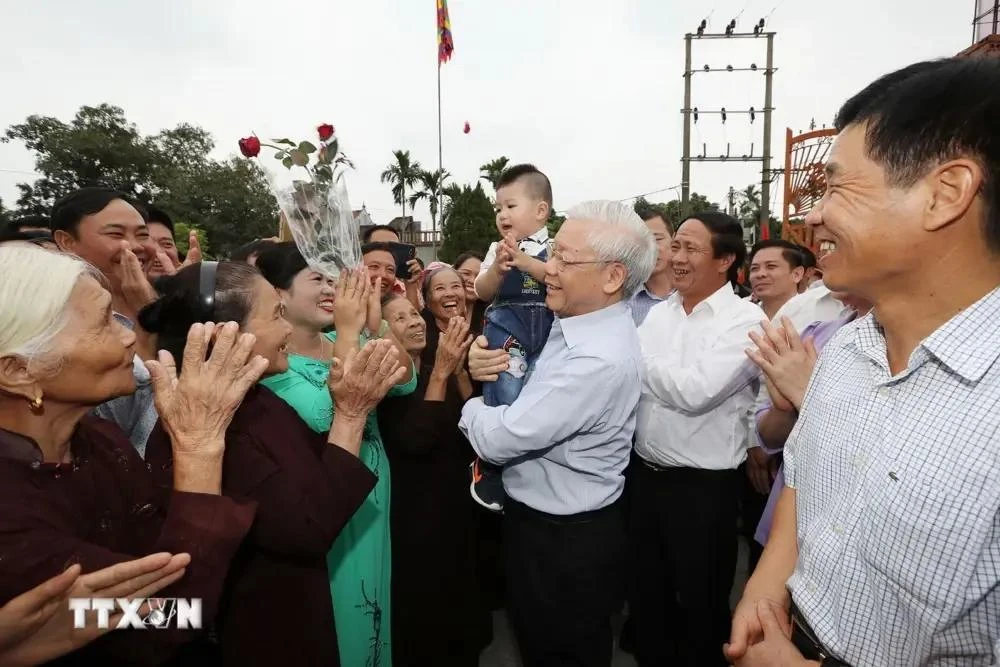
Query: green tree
0 197 9 227
661 192 721 225
2 104 278 256
408 168 451 239
479 156 510 192
633 196 674 223
380 149 422 219
439 182 496 262
546 208 566 236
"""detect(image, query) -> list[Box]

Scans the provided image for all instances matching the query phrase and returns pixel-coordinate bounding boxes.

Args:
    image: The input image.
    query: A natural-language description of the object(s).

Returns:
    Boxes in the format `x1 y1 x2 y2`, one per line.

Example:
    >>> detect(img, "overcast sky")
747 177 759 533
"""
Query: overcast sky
0 0 974 230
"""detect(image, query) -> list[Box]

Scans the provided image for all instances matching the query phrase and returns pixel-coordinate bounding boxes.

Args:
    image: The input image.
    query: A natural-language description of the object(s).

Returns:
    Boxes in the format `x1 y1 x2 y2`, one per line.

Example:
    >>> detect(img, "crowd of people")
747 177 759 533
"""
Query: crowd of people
0 54 997 667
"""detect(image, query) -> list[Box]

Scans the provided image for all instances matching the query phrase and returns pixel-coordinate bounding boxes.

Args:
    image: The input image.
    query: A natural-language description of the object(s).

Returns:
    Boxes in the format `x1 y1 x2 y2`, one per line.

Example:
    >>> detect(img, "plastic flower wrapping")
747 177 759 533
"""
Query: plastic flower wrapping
239 124 360 277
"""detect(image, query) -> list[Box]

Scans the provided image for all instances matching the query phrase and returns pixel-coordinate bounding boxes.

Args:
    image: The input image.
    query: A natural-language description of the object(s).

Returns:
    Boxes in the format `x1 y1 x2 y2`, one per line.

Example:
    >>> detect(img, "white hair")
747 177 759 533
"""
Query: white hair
0 245 102 370
565 200 657 298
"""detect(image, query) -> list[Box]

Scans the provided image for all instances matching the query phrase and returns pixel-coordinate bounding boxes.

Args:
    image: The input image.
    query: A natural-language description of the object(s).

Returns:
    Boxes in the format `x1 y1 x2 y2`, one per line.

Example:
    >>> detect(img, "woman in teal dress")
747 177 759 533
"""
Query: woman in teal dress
257 243 415 667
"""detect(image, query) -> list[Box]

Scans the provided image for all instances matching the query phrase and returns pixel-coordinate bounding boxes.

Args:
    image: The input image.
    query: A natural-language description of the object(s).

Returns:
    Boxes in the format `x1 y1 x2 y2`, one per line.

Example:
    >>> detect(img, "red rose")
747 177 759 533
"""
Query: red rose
463 121 471 134
238 136 261 158
317 124 335 141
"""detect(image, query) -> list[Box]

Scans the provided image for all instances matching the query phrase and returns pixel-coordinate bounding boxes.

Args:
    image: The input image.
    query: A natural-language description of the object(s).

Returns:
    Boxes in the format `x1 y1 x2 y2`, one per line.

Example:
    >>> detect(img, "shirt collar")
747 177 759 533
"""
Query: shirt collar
850 286 1000 382
522 227 549 245
556 301 629 349
666 282 738 315
921 286 1000 382
0 427 44 465
635 284 672 301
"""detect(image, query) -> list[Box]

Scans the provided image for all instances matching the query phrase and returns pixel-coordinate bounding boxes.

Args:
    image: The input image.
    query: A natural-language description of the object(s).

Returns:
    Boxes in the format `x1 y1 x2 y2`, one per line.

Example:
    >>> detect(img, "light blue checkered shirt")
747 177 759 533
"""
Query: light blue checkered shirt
785 286 1000 665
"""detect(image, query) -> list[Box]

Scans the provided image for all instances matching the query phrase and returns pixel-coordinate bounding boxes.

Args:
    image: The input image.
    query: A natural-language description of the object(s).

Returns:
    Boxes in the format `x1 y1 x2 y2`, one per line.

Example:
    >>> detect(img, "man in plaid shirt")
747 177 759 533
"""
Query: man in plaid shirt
726 57 1000 666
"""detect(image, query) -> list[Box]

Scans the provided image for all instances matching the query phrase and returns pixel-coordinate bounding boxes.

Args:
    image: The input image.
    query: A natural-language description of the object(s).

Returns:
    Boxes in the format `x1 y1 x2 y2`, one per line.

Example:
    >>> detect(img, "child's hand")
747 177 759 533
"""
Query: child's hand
492 242 515 275
501 234 526 270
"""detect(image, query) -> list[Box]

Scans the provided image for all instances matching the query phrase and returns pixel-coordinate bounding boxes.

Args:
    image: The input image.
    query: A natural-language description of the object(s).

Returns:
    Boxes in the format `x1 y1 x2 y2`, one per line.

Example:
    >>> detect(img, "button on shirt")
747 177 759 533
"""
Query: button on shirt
785 286 1000 666
635 284 763 470
459 302 642 515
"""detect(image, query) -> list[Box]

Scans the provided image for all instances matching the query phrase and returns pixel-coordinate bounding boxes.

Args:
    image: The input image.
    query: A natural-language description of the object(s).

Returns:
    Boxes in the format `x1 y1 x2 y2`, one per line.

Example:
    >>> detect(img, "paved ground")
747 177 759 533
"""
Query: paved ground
479 539 750 666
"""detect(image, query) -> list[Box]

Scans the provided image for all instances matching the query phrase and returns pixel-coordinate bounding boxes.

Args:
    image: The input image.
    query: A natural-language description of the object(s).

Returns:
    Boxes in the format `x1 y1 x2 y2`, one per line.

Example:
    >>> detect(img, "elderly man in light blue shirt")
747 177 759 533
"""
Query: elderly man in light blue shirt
462 200 655 667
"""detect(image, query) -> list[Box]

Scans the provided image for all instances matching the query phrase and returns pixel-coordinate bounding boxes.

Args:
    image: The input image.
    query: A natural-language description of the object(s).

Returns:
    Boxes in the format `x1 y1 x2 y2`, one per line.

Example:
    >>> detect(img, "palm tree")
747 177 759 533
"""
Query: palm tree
408 168 451 237
479 156 510 191
380 150 422 219
737 184 762 228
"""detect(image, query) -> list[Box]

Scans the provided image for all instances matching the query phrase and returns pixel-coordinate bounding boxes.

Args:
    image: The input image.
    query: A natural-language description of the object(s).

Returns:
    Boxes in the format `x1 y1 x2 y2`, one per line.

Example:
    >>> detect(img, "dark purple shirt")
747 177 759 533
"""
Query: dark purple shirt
0 416 256 665
145 385 377 667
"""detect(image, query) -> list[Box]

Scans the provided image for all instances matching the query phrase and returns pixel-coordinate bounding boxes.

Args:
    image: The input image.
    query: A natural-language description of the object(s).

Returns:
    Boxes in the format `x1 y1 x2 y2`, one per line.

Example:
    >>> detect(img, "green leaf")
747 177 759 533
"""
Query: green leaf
328 139 339 157
273 151 287 160
272 138 295 147
298 141 317 154
282 157 293 169
289 149 308 167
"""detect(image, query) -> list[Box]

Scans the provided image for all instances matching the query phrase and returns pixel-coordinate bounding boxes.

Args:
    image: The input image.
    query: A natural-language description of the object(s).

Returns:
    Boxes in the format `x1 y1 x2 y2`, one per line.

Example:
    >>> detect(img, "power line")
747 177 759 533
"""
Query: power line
616 184 684 202
0 168 39 176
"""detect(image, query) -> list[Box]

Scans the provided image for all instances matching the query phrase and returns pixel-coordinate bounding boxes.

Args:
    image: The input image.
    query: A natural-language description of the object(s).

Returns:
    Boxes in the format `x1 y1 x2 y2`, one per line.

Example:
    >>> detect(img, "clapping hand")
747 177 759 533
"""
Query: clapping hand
180 231 203 267
501 234 525 270
328 339 409 419
332 268 371 336
0 553 189 666
115 242 158 316
145 322 269 458
745 317 817 413
434 317 474 376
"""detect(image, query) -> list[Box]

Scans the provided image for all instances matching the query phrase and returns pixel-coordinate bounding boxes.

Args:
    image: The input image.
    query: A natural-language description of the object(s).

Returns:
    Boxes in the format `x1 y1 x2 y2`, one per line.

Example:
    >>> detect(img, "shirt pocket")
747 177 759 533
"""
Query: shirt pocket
857 464 995 615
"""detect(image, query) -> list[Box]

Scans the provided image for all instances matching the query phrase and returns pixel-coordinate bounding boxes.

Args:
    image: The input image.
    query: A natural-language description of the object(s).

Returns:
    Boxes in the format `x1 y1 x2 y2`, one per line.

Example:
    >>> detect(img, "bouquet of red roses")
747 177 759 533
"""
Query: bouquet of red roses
239 123 360 275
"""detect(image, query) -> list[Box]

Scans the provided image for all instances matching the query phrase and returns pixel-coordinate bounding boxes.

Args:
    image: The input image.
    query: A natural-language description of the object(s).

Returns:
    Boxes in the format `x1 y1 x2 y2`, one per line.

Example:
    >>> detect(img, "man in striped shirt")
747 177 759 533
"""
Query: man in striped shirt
726 57 1000 666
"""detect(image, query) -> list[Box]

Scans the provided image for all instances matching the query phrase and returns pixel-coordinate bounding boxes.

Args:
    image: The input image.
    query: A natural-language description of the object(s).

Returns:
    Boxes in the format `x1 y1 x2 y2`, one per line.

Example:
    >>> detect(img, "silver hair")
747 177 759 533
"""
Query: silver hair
0 245 104 376
565 200 657 298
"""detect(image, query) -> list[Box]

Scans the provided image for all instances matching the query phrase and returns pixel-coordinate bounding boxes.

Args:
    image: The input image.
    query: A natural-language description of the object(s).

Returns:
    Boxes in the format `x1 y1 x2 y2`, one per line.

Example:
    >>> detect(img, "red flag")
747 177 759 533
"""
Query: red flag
437 0 454 65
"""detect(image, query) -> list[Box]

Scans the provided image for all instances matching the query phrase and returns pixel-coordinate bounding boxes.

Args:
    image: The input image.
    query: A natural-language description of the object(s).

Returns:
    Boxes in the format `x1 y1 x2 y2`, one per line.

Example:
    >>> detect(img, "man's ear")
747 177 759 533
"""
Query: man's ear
717 253 736 277
0 355 41 402
791 266 805 285
923 158 983 233
53 229 76 253
603 262 627 296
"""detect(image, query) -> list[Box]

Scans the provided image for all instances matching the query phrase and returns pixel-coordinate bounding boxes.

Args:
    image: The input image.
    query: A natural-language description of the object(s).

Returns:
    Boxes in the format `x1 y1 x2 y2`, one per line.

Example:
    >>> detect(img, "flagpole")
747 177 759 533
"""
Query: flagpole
435 60 442 260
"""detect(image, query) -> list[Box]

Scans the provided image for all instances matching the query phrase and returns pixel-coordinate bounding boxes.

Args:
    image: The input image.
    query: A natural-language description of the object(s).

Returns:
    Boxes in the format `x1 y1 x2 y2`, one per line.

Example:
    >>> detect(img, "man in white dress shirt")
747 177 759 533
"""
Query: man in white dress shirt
631 211 762 666
727 56 1000 666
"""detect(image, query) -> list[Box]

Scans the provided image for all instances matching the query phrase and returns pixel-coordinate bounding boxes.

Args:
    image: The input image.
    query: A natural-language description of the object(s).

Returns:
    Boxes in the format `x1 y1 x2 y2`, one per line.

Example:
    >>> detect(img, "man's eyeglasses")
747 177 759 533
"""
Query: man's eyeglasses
546 240 608 271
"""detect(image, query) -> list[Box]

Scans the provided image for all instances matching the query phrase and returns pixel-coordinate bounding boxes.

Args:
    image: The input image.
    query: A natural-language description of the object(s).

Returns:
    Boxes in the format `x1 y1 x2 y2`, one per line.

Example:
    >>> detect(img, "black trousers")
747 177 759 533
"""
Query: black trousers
738 461 769 573
504 498 626 667
629 462 740 667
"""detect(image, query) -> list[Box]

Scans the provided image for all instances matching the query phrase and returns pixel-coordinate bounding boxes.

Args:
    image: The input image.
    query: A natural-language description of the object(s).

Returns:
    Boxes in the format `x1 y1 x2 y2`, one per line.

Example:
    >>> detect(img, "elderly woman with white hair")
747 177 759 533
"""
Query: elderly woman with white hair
460 200 656 667
0 244 265 664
